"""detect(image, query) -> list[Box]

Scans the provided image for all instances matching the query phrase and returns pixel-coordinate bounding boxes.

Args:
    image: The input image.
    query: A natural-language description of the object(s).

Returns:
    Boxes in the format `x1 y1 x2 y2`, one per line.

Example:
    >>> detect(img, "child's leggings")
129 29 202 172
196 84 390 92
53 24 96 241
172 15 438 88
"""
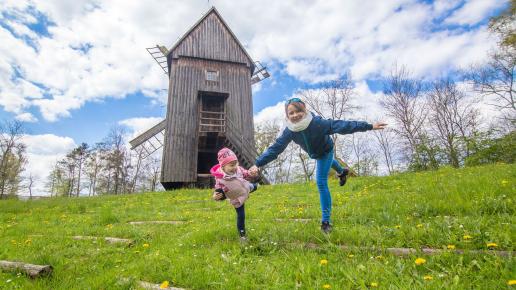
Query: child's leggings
315 150 344 223
235 204 245 237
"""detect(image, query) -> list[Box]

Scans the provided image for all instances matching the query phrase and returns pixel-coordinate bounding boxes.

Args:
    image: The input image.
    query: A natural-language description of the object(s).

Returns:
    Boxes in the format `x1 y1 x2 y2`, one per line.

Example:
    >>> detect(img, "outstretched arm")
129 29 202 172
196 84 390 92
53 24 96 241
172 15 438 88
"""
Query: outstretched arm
254 129 292 168
321 119 387 134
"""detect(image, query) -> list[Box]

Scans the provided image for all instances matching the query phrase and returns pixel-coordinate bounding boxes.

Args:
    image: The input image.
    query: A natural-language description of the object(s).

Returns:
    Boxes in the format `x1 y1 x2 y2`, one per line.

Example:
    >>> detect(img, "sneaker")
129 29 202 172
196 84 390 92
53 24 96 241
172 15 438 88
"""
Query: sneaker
239 236 248 243
337 168 349 186
321 221 332 234
250 183 259 193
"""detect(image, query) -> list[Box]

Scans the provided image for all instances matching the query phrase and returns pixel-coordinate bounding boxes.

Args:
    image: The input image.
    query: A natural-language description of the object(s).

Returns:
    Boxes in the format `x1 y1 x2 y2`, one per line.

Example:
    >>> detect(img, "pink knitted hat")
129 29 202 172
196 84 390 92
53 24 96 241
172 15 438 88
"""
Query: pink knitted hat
217 147 237 166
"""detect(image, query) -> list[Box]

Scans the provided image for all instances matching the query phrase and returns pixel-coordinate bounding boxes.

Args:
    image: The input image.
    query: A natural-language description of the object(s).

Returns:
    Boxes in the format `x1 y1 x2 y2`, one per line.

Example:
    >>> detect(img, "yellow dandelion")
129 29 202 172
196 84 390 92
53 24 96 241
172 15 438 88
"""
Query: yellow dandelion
507 280 516 286
143 243 150 248
395 225 401 229
463 235 472 240
323 284 331 289
416 224 423 228
348 254 354 258
320 259 328 265
447 245 456 250
415 258 426 265
424 275 433 280
501 180 508 186
371 282 378 287
160 280 169 289
486 242 498 248
375 255 383 260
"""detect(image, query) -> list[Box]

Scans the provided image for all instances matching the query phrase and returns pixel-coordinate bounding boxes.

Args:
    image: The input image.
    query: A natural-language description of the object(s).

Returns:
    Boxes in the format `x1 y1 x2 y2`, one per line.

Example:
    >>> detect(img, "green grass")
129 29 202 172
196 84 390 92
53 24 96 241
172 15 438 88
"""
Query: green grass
0 164 514 289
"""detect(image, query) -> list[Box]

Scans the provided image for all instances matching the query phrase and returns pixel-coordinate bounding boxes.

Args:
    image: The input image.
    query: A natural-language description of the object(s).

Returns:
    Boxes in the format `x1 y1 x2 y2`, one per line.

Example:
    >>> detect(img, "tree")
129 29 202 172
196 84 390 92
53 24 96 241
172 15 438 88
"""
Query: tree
470 1 515 123
85 147 102 196
381 66 428 169
427 79 479 167
98 126 131 194
45 163 62 197
59 153 75 197
27 173 35 199
130 147 146 193
346 133 379 176
373 129 397 174
299 75 358 156
72 143 89 196
145 156 162 192
254 121 288 184
489 0 515 50
465 130 515 165
0 121 26 198
469 50 515 122
297 146 315 182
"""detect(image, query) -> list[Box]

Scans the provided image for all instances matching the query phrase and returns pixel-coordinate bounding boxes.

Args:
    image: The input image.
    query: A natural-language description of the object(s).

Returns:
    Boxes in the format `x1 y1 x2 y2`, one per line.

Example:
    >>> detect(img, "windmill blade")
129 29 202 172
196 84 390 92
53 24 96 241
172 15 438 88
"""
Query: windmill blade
129 119 167 159
146 45 169 75
251 61 270 84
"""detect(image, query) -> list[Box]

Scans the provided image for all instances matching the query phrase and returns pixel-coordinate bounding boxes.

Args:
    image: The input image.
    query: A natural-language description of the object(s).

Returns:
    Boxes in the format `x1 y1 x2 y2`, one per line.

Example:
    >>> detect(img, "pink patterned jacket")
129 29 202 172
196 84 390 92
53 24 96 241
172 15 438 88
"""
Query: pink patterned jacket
210 164 253 208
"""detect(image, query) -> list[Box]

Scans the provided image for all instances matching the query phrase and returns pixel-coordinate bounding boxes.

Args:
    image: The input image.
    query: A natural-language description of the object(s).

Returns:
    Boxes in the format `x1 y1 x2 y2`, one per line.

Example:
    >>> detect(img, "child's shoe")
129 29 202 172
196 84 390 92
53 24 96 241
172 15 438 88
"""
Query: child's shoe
320 221 333 234
337 168 349 186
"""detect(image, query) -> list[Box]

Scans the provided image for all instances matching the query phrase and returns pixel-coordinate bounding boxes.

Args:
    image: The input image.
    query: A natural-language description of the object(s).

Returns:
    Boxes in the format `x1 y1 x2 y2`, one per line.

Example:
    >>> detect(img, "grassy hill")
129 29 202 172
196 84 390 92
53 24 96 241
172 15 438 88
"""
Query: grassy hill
0 164 514 289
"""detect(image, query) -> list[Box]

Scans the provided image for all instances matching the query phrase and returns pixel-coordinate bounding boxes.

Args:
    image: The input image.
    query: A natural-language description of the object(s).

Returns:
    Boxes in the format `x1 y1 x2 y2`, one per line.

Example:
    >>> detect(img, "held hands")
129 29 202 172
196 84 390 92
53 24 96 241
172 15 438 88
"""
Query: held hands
372 122 388 130
249 165 260 177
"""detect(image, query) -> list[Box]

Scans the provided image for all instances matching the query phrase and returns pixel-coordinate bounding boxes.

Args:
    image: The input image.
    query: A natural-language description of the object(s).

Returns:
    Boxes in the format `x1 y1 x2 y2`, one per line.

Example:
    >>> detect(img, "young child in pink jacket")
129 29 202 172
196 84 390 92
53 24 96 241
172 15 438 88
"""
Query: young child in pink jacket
211 148 258 241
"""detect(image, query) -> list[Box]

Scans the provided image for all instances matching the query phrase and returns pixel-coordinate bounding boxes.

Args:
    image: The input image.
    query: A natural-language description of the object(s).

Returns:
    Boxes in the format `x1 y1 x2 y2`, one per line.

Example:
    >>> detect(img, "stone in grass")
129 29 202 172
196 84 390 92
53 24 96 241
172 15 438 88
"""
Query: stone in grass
295 243 514 258
128 221 185 225
274 218 312 223
120 278 186 290
0 260 53 278
72 236 134 246
138 280 186 290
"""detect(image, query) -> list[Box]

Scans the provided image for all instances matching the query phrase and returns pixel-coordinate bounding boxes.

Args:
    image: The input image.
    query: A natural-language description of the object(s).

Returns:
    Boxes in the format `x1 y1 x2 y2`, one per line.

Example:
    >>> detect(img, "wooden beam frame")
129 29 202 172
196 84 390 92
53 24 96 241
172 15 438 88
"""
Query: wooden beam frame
129 119 166 149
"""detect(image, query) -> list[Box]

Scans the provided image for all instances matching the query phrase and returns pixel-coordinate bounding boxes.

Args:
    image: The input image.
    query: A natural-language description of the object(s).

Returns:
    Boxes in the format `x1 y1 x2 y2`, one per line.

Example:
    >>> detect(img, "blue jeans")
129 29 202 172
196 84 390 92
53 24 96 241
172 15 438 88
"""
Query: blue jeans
316 150 344 223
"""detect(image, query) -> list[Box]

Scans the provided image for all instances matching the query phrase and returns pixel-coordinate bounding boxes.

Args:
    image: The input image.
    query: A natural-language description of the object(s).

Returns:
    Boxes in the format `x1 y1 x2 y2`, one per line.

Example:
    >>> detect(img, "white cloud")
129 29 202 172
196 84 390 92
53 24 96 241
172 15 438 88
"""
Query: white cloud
445 0 506 26
0 0 504 123
119 116 164 140
20 134 77 196
253 101 286 126
352 81 390 123
15 112 37 122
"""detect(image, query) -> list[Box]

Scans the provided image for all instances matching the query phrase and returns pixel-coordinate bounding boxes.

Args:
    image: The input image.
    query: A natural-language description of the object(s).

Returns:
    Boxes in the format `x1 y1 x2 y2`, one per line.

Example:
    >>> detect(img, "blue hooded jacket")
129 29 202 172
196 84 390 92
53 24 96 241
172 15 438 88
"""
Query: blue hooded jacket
255 114 373 167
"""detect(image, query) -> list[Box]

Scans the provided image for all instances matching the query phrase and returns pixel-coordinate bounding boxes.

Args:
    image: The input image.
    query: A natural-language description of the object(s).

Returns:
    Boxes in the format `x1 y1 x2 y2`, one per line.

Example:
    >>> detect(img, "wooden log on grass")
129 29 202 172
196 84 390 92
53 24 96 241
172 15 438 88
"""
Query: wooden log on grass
380 246 512 257
72 236 133 245
128 221 185 225
301 243 513 257
275 218 312 223
0 260 52 278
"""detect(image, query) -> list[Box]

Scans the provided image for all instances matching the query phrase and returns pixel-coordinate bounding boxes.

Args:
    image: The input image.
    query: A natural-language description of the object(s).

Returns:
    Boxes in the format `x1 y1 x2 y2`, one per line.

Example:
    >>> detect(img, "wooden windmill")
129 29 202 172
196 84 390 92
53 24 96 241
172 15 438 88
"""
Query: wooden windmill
130 7 270 189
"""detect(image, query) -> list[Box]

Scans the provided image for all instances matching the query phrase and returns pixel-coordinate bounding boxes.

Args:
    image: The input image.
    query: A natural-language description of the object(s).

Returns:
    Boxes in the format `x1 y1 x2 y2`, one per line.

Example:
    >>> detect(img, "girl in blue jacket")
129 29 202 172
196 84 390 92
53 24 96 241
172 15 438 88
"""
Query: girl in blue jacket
249 98 387 233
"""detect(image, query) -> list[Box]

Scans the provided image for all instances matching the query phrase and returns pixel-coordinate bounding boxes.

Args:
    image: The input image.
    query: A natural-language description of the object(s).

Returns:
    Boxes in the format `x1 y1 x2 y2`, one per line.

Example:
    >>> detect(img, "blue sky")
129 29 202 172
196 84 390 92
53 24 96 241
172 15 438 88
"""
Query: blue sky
0 0 508 193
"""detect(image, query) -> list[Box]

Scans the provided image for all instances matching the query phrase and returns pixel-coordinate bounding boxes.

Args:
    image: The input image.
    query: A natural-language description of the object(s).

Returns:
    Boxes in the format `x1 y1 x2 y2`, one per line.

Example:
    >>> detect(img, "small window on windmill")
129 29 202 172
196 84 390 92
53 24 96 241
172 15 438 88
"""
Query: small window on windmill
206 70 219 82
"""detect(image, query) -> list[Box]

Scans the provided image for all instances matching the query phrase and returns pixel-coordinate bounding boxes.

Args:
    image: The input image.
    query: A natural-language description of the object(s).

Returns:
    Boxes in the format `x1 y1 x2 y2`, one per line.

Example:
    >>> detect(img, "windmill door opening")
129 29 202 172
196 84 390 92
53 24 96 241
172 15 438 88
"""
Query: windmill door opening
197 92 228 176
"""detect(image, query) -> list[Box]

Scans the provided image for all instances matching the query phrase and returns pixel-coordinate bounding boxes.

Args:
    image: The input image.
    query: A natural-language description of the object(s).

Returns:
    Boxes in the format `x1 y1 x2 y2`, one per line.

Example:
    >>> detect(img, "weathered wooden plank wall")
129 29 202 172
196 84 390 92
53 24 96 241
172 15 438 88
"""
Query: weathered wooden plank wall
171 13 252 67
161 9 255 184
